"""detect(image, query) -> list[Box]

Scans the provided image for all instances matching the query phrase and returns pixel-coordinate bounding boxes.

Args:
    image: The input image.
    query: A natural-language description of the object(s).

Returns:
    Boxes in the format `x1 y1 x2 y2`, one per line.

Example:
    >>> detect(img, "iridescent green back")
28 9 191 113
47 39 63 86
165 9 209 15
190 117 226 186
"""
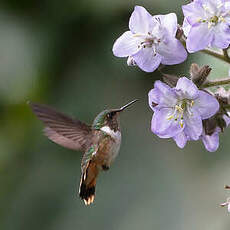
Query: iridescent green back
92 110 109 129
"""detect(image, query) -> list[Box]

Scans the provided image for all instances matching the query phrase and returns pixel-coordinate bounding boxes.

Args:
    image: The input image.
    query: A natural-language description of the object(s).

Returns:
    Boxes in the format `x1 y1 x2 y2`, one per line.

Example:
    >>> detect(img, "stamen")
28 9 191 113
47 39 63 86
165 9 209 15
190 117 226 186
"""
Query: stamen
197 17 203 23
208 22 213 29
133 33 146 38
175 105 183 113
210 15 218 24
167 115 174 120
219 16 225 22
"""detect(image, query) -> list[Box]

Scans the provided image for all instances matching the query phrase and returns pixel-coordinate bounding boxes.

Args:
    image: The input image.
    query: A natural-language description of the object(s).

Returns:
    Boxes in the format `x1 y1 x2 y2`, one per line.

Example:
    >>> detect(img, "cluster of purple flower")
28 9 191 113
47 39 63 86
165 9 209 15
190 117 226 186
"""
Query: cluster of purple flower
112 1 230 152
113 2 230 72
148 76 230 152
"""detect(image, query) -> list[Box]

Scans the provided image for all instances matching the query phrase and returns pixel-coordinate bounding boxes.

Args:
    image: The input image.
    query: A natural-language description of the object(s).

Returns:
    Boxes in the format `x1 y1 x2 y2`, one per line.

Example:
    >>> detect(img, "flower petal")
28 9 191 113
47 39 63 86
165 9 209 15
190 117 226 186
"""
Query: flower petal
153 13 187 65
183 110 202 140
182 17 191 37
175 77 199 99
156 13 178 36
173 132 188 148
151 108 184 138
129 6 153 34
158 39 187 65
112 31 140 57
132 48 162 72
212 23 230 49
186 24 213 53
182 2 205 26
148 81 177 110
201 131 219 152
193 91 219 119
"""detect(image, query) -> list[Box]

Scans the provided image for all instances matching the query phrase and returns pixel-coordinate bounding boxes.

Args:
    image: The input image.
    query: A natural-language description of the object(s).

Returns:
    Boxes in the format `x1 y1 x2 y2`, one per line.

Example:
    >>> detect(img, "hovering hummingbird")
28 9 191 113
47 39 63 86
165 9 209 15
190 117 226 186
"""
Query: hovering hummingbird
29 99 138 205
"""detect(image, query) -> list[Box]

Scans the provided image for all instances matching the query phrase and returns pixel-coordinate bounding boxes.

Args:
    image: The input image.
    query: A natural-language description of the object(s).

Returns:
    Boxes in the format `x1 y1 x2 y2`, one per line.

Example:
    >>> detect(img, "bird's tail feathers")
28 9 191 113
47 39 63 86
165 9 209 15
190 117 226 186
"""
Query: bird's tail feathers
79 161 98 205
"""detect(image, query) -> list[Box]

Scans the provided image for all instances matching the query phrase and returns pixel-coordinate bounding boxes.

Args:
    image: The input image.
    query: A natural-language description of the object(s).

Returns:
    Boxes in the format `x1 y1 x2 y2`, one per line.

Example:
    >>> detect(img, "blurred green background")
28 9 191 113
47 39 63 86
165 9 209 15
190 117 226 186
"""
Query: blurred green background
0 0 230 230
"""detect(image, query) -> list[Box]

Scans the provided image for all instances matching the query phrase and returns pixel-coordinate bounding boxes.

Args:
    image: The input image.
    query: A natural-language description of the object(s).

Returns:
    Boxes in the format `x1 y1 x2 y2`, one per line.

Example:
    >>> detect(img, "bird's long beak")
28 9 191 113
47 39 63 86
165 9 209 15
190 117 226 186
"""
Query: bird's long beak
116 99 138 112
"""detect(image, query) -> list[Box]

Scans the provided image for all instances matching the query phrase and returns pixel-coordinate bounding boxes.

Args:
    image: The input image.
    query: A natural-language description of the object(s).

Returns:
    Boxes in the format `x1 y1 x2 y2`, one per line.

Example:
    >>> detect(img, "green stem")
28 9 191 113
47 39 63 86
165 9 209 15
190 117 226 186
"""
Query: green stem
223 48 230 61
201 48 230 64
201 77 230 88
223 105 230 110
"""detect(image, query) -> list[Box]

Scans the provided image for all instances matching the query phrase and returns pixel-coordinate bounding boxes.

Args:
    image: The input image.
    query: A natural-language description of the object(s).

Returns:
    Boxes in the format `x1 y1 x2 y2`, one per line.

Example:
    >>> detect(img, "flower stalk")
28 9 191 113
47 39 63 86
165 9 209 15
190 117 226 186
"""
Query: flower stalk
223 47 230 62
201 48 230 64
201 77 230 88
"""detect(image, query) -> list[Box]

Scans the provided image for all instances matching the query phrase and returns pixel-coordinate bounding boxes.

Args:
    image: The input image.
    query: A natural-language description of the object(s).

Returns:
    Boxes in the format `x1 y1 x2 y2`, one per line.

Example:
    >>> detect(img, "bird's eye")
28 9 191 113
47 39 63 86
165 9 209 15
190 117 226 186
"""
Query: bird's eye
107 112 115 119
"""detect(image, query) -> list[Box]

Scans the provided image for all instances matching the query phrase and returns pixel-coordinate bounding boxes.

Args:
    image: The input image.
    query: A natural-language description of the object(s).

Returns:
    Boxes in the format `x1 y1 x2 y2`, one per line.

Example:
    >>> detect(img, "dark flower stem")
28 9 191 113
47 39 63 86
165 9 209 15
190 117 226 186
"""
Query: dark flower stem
201 48 230 64
201 77 230 88
223 104 230 110
223 48 230 61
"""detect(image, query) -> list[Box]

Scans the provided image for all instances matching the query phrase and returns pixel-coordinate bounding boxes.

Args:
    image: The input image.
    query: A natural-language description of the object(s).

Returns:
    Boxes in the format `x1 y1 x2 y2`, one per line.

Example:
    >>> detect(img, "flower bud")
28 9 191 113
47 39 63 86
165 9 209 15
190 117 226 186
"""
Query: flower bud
127 56 136 66
190 63 211 87
215 87 230 105
203 88 230 136
176 25 184 40
162 73 179 87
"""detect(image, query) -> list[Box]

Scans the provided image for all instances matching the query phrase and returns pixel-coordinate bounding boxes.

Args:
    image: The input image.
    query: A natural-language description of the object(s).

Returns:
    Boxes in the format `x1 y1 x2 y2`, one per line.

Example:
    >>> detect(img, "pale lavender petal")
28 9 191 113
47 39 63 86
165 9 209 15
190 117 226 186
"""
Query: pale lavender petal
201 131 219 152
186 24 213 53
151 108 183 138
158 13 178 36
183 110 202 140
129 6 153 34
173 132 188 148
182 2 205 26
112 31 139 57
175 77 199 99
133 48 162 72
212 23 230 49
148 89 157 111
155 13 187 64
182 17 191 37
148 81 177 110
158 39 187 65
193 91 219 119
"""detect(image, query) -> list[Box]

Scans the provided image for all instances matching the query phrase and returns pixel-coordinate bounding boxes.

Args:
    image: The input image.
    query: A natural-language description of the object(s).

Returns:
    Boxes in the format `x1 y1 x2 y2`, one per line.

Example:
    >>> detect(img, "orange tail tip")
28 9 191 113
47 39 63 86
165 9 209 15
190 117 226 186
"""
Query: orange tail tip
79 160 98 205
79 181 96 205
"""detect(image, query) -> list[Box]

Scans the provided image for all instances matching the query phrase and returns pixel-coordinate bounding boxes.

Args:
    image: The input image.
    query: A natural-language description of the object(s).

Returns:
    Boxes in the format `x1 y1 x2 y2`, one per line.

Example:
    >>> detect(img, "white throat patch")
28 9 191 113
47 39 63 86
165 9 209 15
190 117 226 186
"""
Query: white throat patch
100 126 121 140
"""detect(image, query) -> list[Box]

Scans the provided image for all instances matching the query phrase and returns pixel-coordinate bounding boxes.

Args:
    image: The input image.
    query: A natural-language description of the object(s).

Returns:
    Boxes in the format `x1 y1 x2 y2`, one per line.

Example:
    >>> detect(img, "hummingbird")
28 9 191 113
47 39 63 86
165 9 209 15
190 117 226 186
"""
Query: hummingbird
29 99 138 205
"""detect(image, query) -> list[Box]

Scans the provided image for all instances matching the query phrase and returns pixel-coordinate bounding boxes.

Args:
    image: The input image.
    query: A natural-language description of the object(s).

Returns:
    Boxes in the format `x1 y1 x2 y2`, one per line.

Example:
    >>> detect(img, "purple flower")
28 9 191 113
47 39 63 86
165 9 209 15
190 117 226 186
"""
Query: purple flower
182 0 230 53
148 77 219 148
112 6 187 72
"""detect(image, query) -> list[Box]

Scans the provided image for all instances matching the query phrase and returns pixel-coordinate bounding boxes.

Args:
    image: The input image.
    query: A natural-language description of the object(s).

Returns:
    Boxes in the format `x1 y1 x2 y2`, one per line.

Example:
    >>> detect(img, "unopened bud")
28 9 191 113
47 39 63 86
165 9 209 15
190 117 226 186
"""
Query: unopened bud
203 117 218 136
162 74 179 87
127 56 136 66
215 87 230 105
176 25 184 40
225 185 230 189
190 63 211 87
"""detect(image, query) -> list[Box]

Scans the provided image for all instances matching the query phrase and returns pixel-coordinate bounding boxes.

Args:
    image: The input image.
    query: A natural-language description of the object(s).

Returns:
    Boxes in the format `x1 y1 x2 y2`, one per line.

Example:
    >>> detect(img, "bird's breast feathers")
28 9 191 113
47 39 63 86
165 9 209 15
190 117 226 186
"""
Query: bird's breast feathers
99 126 121 163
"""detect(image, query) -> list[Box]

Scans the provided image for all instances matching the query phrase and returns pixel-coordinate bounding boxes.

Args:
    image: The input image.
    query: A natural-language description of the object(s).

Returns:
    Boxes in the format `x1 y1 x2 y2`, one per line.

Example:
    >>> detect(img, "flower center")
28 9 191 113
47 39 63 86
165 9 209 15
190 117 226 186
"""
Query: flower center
167 99 194 128
197 3 229 28
134 33 161 52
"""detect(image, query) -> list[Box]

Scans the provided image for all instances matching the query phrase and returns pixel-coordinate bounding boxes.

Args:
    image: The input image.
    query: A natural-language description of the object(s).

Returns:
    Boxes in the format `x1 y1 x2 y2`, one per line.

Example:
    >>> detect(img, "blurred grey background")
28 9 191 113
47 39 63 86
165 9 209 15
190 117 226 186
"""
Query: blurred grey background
0 0 230 230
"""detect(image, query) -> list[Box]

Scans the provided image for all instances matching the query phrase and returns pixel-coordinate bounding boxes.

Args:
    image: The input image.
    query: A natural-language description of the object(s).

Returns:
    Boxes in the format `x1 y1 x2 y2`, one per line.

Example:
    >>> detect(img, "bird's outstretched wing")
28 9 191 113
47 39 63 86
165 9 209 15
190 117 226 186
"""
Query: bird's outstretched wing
29 102 92 151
